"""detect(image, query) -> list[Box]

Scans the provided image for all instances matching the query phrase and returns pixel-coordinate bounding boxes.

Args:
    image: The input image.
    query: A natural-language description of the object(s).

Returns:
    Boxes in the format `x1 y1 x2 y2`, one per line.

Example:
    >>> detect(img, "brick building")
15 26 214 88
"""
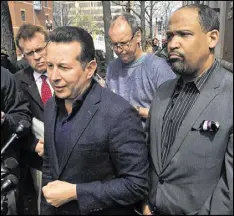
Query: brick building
8 1 53 57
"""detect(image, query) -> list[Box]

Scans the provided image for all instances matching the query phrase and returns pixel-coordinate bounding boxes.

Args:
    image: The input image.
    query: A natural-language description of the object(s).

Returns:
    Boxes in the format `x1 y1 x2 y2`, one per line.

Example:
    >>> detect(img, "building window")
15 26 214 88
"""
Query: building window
113 8 121 13
44 1 48 7
21 10 26 21
80 2 90 7
33 1 42 10
111 1 121 6
97 2 102 7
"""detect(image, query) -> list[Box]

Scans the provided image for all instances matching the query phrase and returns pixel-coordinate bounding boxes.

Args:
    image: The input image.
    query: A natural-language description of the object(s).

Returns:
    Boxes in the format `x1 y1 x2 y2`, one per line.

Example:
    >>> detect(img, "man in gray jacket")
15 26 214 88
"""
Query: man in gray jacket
144 4 233 215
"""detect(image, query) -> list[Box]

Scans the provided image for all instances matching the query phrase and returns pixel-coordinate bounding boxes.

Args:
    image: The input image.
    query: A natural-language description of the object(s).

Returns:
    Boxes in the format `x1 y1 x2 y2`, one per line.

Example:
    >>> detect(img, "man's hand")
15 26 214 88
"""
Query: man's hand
132 106 149 119
1 111 5 125
42 180 77 208
142 204 152 215
35 139 44 157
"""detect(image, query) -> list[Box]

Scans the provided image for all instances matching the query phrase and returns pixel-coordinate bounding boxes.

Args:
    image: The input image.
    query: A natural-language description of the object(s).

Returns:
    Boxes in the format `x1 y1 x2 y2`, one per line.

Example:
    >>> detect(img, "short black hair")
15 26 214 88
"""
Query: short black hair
48 26 95 69
179 4 219 32
16 24 48 51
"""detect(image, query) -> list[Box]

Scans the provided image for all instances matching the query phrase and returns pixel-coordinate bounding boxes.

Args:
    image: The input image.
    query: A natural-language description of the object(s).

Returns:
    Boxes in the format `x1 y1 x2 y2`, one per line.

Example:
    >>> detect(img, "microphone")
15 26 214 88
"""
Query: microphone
1 120 30 155
1 174 18 194
1 157 19 179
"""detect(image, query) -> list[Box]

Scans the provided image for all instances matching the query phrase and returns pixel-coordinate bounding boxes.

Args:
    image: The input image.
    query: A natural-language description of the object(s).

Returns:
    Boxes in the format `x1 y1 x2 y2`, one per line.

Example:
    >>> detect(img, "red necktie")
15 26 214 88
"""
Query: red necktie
41 75 52 104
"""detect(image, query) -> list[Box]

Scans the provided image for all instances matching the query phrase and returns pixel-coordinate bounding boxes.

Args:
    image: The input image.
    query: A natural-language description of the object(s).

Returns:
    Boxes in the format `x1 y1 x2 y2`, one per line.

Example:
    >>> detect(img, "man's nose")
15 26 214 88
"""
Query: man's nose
33 52 41 59
49 67 61 82
168 36 180 51
115 46 124 54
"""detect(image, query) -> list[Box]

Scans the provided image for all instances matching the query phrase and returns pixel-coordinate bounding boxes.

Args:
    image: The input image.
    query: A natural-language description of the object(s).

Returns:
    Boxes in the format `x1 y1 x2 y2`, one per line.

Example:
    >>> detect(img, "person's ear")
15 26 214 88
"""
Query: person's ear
136 30 142 44
207 30 219 49
85 60 97 79
22 54 27 60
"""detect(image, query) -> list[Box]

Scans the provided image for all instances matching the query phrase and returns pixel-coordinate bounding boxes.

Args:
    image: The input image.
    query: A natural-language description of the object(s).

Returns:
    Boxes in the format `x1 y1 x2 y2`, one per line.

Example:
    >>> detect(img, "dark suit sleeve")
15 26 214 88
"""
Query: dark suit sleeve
13 72 38 153
41 126 54 215
2 68 31 135
189 132 233 215
20 130 39 152
76 105 149 215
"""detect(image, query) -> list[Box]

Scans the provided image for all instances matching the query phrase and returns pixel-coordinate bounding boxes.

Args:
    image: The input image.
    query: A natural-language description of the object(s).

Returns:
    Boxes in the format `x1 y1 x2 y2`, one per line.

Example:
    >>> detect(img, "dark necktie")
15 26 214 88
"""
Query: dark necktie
41 75 52 104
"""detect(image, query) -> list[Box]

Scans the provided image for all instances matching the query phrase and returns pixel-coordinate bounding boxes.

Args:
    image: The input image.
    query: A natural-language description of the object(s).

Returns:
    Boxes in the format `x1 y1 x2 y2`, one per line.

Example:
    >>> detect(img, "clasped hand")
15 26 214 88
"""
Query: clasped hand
42 180 77 208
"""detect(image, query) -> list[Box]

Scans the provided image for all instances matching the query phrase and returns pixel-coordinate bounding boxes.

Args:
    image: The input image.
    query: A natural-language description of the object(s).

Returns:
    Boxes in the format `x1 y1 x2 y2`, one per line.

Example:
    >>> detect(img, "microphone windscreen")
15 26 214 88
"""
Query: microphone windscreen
3 157 18 170
16 120 31 136
19 120 30 128
6 174 19 185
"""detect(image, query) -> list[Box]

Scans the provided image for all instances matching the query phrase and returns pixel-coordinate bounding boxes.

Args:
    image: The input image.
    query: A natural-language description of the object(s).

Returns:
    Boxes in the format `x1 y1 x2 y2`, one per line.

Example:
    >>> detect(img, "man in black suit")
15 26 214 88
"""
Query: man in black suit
1 47 18 74
41 26 149 215
1 66 31 215
14 24 53 214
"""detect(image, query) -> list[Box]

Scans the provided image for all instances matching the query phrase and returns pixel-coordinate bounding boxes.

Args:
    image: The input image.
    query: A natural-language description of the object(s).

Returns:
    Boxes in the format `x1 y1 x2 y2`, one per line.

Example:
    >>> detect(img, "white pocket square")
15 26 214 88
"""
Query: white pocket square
199 120 219 132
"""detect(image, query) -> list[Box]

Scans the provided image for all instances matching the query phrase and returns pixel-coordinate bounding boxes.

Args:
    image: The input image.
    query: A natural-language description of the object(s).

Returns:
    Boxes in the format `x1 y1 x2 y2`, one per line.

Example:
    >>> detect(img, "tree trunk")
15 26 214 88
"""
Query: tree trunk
140 1 146 50
149 1 153 39
102 1 114 64
1 1 17 65
126 1 131 13
60 1 63 26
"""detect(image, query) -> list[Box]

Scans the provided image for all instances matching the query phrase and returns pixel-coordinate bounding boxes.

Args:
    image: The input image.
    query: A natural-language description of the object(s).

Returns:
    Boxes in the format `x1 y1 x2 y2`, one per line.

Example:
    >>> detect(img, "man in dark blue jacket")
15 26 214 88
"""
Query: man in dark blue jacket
41 26 149 215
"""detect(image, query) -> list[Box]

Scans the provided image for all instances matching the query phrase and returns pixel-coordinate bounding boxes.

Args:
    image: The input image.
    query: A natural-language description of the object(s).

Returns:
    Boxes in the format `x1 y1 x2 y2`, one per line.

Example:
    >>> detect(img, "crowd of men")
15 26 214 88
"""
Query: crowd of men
1 4 233 215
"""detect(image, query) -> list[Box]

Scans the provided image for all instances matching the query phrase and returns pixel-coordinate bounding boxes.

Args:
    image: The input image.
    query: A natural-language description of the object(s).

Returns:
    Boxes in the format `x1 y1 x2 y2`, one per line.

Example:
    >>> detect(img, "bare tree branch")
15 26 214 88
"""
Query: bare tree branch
129 7 141 19
110 1 122 6
145 9 150 20
102 1 114 63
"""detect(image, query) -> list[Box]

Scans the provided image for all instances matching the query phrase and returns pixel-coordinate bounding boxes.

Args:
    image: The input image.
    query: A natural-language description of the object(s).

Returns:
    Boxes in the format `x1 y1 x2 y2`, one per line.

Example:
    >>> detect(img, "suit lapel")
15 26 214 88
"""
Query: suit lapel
21 68 44 110
151 78 179 173
28 82 44 109
48 103 60 177
163 63 224 170
58 83 101 177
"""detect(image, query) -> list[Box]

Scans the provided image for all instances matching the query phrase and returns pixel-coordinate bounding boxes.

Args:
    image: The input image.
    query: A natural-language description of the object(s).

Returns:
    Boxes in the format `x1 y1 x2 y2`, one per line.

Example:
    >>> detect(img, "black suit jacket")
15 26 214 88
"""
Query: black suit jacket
14 67 44 170
1 66 31 159
41 81 149 215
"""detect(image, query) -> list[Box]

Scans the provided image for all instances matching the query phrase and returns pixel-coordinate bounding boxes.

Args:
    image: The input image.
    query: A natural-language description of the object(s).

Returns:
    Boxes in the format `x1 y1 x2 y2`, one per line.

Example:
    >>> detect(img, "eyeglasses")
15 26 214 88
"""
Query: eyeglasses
23 43 48 57
109 31 139 51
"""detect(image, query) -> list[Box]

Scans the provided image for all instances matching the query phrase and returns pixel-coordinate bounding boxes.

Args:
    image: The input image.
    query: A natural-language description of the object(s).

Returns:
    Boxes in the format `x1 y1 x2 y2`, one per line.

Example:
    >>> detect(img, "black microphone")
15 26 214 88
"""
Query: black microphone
1 120 30 155
1 174 18 194
1 157 19 179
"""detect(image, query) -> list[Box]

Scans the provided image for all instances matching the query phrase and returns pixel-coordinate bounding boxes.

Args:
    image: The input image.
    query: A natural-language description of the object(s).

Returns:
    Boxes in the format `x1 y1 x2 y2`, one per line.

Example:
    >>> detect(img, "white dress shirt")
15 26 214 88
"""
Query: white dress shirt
33 71 54 97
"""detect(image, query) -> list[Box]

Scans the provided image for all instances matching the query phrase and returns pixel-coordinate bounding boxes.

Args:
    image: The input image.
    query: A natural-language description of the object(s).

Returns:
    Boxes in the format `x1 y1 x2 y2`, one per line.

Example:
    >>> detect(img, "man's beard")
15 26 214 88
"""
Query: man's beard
169 58 186 76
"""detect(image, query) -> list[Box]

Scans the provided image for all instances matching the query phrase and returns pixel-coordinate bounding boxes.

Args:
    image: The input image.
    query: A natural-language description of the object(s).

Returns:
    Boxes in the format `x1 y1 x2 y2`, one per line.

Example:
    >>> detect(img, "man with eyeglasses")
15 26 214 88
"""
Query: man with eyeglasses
14 24 53 215
106 13 176 125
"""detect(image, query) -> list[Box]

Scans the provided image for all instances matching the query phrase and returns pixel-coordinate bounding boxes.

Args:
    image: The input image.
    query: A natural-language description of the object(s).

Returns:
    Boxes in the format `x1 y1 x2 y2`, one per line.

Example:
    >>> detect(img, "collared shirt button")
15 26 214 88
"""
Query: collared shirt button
159 178 164 184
